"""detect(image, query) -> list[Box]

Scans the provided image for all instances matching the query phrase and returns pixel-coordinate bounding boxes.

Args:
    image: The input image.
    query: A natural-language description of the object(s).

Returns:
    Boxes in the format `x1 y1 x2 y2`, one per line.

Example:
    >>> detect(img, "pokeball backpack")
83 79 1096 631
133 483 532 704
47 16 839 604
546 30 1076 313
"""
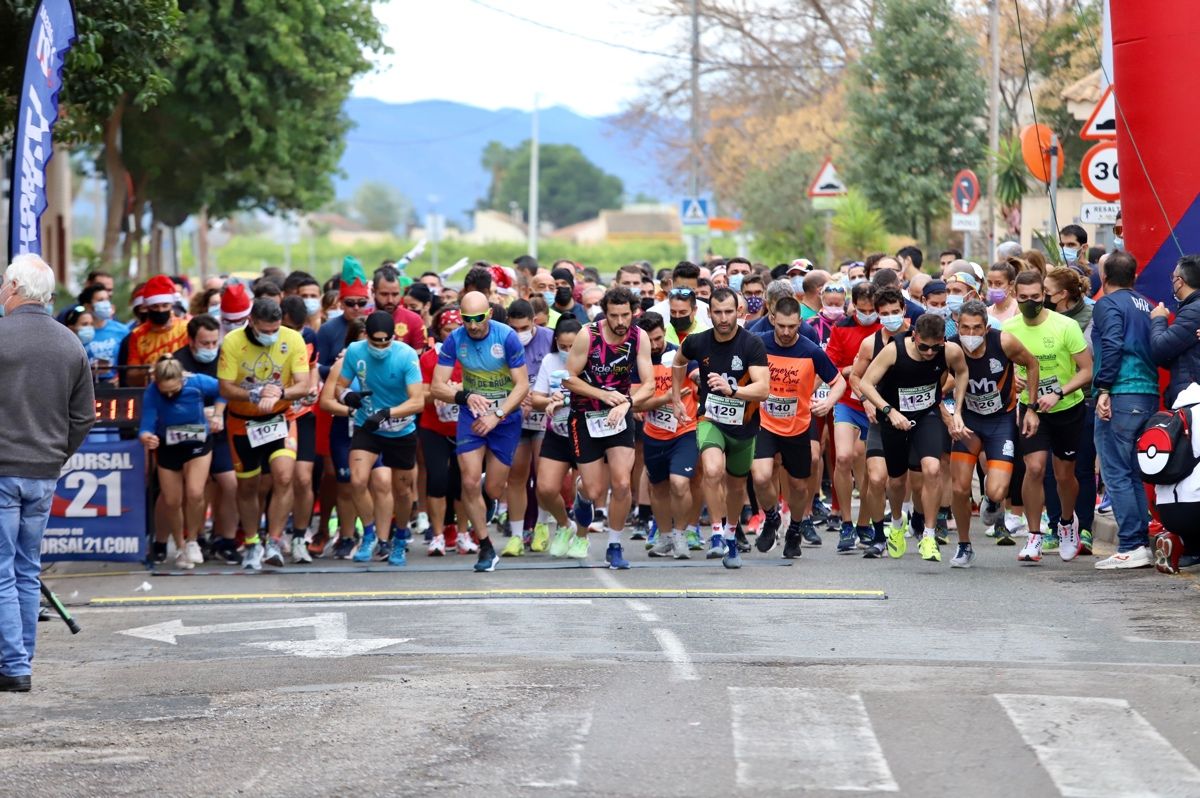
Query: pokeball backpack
1137 405 1200 485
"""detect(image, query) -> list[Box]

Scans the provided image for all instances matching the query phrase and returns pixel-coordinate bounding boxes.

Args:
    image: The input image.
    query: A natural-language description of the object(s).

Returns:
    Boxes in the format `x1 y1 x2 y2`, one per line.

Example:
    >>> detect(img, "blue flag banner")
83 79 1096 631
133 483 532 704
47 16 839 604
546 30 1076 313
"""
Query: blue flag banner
42 437 147 563
8 0 77 261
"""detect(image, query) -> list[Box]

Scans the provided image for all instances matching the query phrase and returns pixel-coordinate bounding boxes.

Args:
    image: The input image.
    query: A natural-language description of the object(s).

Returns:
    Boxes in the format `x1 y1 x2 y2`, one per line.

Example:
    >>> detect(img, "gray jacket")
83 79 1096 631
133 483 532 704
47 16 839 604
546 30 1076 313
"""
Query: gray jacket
0 304 95 479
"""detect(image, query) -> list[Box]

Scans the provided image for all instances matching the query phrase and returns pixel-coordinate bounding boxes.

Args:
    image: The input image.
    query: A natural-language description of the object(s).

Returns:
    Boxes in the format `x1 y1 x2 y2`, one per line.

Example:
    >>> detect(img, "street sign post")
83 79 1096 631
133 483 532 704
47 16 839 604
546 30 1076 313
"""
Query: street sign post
1081 141 1120 202
1081 85 1117 141
952 169 981 214
1080 202 1121 225
807 158 848 198
680 197 709 237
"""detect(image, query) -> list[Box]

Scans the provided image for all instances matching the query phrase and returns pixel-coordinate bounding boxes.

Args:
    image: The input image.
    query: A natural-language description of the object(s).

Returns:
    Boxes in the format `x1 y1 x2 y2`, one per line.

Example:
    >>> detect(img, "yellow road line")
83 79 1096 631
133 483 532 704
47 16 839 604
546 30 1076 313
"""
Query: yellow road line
90 587 887 605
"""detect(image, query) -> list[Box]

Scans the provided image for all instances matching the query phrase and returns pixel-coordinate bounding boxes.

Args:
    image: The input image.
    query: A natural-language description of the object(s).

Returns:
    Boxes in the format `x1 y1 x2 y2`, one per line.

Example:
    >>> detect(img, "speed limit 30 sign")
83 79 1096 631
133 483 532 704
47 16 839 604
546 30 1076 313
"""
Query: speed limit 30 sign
1081 141 1119 201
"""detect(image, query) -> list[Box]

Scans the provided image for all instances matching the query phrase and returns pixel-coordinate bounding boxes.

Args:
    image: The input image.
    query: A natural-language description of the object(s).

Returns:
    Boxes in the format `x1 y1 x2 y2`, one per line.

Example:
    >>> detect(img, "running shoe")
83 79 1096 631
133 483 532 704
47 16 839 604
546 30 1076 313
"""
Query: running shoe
645 520 659 550
671 530 690 559
307 528 329 558
456 531 479 555
376 539 393 562
980 498 1004 528
243 542 264 571
474 543 499 572
427 534 446 557
934 510 950 545
1080 528 1094 556
1018 533 1043 563
757 510 781 553
782 525 803 559
443 524 459 550
150 541 168 564
707 534 728 560
566 535 590 560
213 539 243 565
886 523 907 559
1096 494 1112 515
1095 546 1153 570
388 542 408 566
263 539 285 567
863 542 886 559
811 496 831 522
331 536 355 560
174 548 193 571
686 528 704 551
918 534 941 562
887 513 909 542
531 523 550 552
746 511 765 534
856 525 874 548
1156 531 1184 574
1005 511 1028 538
501 535 525 557
631 520 649 541
837 523 857 554
950 543 975 568
410 511 431 536
352 530 377 563
734 527 751 552
800 520 822 546
1041 531 1060 552
549 526 574 557
648 534 675 558
185 540 205 566
723 544 742 569
1150 518 1165 537
290 536 312 564
1058 517 1081 562
606 543 631 569
826 513 844 532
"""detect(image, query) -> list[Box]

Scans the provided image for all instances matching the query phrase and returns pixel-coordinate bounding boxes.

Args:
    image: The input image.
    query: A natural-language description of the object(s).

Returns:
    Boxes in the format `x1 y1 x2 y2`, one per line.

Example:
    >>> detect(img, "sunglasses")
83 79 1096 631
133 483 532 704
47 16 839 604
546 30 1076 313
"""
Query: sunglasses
916 342 945 353
342 299 368 308
461 312 488 324
669 288 695 298
368 336 392 346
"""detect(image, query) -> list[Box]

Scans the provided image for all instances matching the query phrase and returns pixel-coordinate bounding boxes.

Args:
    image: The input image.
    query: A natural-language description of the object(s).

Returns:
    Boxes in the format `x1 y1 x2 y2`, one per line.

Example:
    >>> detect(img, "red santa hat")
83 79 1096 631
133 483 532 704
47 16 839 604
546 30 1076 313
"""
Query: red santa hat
220 283 251 322
143 275 177 307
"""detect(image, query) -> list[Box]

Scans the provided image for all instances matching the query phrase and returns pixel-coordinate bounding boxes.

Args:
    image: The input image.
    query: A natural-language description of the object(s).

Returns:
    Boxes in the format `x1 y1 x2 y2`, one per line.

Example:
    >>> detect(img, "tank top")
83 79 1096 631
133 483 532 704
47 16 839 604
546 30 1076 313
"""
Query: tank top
952 328 1015 416
878 333 947 420
571 321 640 413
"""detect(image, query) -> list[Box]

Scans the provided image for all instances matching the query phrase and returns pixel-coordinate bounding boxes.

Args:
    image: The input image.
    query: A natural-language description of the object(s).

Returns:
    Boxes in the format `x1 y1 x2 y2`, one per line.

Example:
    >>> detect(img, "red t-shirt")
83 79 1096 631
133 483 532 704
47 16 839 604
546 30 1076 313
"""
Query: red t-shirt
420 346 462 436
825 317 881 413
392 307 428 352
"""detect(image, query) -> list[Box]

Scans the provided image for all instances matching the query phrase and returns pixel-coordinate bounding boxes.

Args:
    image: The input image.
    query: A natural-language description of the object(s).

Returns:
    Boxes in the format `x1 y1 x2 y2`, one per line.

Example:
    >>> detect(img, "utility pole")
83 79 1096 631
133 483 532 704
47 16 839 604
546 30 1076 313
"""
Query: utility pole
986 0 1001 260
528 93 540 259
688 0 701 263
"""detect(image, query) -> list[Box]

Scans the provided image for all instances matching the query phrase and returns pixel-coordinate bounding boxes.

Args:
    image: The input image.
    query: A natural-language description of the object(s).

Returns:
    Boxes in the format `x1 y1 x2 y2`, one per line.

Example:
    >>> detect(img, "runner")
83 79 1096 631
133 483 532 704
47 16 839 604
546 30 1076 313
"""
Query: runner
419 307 471 556
531 318 584 558
280 296 321 563
562 287 654 569
1002 271 1094 564
124 275 190 387
217 298 313 570
752 296 846 557
946 300 1040 568
430 291 530 572
858 313 970 563
673 288 770 568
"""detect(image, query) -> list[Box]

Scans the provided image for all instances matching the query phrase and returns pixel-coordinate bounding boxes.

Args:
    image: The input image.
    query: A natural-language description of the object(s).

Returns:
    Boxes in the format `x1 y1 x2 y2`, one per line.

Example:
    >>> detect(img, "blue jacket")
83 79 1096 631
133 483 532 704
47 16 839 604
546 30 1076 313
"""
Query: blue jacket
1152 289 1200 407
1092 288 1157 395
315 315 350 380
140 374 221 438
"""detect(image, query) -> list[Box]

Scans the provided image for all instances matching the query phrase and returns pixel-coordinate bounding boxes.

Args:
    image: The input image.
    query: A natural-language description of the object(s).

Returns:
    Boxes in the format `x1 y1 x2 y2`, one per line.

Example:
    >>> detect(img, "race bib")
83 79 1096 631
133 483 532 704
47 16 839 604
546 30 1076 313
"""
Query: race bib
480 391 506 415
377 414 409 433
812 382 831 403
523 410 547 431
965 390 1003 415
165 424 206 446
551 406 570 437
435 401 460 423
705 394 746 426
246 415 287 448
647 406 678 433
585 410 628 438
897 384 936 413
1036 376 1062 398
763 395 798 419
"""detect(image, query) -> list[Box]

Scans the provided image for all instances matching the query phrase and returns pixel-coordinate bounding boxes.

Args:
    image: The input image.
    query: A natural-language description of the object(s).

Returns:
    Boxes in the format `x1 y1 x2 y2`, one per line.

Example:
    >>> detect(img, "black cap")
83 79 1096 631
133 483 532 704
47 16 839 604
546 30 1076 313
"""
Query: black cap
366 311 395 338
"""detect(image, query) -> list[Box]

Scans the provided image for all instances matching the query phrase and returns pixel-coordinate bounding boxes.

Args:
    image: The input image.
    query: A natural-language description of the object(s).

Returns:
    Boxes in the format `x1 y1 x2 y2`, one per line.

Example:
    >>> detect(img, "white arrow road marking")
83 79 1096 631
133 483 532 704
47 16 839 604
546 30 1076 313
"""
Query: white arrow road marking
118 613 408 658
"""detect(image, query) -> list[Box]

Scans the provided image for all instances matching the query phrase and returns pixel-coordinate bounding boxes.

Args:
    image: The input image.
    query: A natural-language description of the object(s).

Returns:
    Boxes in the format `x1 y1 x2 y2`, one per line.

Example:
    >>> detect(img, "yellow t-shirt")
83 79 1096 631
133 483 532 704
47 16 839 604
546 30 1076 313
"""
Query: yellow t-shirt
218 327 310 419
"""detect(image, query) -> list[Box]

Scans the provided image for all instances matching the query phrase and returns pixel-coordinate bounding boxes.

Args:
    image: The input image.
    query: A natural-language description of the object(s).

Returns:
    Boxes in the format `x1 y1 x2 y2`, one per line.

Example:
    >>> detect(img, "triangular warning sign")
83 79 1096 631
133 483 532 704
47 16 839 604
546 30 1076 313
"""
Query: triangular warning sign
682 199 707 222
807 157 847 198
1081 85 1117 141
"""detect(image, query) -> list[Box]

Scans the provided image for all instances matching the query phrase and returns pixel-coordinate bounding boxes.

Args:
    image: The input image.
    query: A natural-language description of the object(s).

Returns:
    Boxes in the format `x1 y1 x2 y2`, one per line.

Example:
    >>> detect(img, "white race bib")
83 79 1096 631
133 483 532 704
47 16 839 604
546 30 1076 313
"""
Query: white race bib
763 395 798 419
480 391 506 415
1036 376 1062 398
705 394 746 425
965 390 1003 415
377 414 409 433
551 406 570 437
523 410 547 431
165 424 206 446
246 415 288 448
585 410 628 438
647 406 678 433
897 384 936 413
812 382 831 403
435 401 460 423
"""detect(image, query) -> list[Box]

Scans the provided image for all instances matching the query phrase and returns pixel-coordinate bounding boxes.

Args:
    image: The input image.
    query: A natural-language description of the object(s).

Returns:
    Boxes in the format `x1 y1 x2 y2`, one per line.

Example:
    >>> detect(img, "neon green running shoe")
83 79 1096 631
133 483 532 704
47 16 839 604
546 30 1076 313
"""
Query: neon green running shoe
500 535 525 557
549 527 573 558
566 534 590 560
887 524 907 559
918 534 941 562
531 523 550 552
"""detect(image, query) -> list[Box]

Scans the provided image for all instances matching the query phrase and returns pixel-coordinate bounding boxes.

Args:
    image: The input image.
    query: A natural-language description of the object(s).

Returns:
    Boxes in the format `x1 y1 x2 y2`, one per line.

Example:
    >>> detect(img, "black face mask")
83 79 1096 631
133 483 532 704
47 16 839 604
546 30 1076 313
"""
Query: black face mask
1019 299 1043 320
670 315 692 331
148 309 172 326
554 287 573 307
640 295 656 313
162 391 181 401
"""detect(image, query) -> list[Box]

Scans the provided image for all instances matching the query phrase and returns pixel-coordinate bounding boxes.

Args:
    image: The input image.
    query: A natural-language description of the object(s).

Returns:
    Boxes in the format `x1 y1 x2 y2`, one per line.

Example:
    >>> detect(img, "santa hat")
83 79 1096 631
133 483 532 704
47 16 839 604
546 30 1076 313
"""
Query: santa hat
131 284 146 309
220 283 251 322
339 256 370 300
143 275 176 307
490 265 515 296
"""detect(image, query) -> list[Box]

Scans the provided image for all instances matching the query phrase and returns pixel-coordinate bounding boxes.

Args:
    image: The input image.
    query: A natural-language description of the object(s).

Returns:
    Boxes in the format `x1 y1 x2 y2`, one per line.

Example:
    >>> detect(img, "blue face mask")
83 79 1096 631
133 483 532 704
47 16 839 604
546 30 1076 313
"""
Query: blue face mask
76 326 95 345
326 309 344 321
850 278 866 288
542 291 557 306
254 329 279 347
1112 237 1124 252
92 300 113 321
791 276 805 293
369 344 390 360
946 294 965 313
729 273 744 292
925 305 950 319
880 313 905 332
194 346 218 364
856 310 878 325
303 298 321 317
1062 246 1079 264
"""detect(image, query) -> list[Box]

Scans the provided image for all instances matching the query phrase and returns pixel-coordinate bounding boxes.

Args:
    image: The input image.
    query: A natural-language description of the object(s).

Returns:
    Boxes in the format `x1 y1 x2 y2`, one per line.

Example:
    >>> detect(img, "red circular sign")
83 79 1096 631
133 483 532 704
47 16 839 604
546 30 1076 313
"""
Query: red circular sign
951 169 981 214
1080 141 1120 202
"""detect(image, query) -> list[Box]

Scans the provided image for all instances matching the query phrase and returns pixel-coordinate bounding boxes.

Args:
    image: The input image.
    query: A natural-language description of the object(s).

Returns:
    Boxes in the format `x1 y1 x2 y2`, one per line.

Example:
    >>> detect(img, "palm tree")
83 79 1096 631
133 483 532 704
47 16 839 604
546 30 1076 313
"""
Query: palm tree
994 136 1028 237
833 190 889 259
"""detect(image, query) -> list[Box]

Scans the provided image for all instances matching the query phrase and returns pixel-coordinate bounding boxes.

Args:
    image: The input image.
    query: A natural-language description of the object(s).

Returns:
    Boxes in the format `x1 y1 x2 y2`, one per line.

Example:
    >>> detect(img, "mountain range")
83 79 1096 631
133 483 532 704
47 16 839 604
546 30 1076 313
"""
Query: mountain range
336 97 670 227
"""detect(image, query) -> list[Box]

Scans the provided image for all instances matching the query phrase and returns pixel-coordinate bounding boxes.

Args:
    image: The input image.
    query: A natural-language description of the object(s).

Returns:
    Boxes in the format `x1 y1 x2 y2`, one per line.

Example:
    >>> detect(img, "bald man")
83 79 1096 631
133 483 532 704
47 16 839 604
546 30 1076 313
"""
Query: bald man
431 292 530 572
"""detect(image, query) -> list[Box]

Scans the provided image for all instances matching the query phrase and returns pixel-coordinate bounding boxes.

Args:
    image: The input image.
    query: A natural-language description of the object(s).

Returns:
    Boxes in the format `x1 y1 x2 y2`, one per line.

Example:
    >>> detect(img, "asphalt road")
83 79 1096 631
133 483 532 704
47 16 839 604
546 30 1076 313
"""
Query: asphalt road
5 519 1200 797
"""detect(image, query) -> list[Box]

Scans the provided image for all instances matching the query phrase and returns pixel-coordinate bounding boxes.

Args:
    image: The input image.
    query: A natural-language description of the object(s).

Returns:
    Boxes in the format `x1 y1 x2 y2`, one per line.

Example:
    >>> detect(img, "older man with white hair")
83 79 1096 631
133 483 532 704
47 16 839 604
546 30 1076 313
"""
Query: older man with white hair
0 255 95 692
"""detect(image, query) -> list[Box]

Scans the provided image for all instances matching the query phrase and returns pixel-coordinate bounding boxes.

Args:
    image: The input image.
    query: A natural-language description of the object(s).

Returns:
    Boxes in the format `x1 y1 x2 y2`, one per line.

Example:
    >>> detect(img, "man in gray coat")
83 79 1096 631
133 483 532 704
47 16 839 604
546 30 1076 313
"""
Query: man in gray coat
0 254 95 692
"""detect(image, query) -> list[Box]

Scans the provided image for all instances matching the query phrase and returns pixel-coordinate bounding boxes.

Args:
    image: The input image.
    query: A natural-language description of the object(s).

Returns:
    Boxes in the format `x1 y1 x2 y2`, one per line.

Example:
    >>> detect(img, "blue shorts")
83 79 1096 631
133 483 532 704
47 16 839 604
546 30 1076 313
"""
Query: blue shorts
210 433 234 475
329 416 382 482
643 432 699 484
457 412 522 467
952 409 1017 467
833 404 869 440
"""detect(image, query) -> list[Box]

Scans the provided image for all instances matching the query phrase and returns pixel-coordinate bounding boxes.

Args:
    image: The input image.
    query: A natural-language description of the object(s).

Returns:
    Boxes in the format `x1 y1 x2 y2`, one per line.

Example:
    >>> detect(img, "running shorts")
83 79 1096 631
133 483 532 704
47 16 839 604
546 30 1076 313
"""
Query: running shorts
696 420 756 478
350 428 418 470
644 431 699 484
878 412 949 478
156 438 213 472
754 426 813 480
952 409 1016 469
1017 401 1085 461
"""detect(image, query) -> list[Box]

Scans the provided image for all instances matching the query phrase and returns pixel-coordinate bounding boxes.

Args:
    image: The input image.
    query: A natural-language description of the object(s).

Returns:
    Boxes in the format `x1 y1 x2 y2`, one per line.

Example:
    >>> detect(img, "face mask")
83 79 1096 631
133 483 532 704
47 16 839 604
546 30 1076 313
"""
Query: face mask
194 346 218 364
849 277 865 289
92 300 113 321
670 315 692 331
880 313 905 332
251 327 279 347
554 287 572 306
303 298 321 317
746 296 764 314
1062 247 1079 264
790 276 805 293
820 305 845 321
960 334 985 352
542 291 557 306
1112 236 1124 251
517 329 534 346
640 295 656 312
1018 299 1043 320
586 305 601 321
558 346 571 356
327 309 344 321
946 294 965 313
627 285 642 298
369 344 390 360
856 310 878 325
729 274 744 292
926 305 950 319
76 326 95 345
987 288 1008 305
208 303 221 315
148 309 172 326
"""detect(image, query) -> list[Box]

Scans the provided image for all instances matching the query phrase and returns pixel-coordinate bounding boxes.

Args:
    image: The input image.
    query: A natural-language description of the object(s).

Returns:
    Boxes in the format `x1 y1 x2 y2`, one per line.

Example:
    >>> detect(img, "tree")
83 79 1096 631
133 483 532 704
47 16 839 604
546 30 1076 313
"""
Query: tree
352 181 411 233
480 140 514 207
832 190 889 259
487 141 623 228
845 0 987 245
994 135 1028 237
738 150 822 264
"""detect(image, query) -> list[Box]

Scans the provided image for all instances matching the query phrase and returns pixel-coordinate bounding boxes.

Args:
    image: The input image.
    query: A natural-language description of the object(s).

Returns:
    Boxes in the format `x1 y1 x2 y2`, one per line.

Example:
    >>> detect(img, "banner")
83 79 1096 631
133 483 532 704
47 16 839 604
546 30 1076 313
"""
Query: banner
42 437 147 563
7 0 77 261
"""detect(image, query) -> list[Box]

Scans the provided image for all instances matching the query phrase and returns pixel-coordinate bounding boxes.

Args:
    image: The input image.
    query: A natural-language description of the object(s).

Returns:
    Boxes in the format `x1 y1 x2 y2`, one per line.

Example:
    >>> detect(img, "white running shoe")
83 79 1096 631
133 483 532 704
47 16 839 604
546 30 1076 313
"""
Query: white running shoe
410 511 431 535
1018 533 1043 563
1058 517 1080 561
427 534 446 556
291 536 313 564
1095 546 1153 570
457 533 479 554
174 548 194 570
263 539 285 567
1006 511 1029 538
185 540 204 565
243 542 264 571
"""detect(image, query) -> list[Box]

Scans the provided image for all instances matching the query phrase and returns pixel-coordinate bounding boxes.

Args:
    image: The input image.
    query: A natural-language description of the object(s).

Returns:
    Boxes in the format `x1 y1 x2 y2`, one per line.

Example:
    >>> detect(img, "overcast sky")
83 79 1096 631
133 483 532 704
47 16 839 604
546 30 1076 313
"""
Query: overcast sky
354 0 681 117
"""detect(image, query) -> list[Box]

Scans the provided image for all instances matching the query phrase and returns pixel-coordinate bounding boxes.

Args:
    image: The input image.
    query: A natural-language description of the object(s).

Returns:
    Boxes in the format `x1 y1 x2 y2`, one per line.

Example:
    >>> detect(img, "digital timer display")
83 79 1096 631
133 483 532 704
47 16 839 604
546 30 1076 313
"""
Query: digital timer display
92 388 143 429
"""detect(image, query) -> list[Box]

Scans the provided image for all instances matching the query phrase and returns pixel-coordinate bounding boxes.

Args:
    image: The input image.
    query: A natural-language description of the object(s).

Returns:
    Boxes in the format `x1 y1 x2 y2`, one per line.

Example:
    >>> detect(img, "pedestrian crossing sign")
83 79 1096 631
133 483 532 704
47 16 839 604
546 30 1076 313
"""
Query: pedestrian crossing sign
680 198 710 225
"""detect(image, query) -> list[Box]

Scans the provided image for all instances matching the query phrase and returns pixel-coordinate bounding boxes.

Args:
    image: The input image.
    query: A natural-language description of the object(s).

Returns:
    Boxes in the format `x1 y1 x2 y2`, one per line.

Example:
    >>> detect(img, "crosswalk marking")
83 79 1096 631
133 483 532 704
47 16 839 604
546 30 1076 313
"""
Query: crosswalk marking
730 687 899 792
996 694 1200 797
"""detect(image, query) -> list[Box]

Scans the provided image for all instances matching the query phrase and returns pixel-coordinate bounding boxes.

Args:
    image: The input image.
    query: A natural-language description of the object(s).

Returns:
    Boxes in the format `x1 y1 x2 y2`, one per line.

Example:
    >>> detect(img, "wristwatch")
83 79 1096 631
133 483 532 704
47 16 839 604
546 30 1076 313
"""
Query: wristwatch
1052 387 1065 398
879 404 893 416
495 407 507 419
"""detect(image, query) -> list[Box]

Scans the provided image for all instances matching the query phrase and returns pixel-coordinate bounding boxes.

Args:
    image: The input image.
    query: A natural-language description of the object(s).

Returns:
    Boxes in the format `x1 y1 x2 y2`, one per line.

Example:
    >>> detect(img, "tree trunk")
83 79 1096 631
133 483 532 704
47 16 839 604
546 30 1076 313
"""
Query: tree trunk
924 215 932 250
101 96 128 269
196 205 210 278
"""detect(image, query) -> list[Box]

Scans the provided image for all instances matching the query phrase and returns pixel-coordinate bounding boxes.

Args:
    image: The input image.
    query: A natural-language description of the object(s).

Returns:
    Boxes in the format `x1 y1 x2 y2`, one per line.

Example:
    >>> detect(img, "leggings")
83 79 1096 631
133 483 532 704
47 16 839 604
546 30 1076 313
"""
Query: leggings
418 428 461 502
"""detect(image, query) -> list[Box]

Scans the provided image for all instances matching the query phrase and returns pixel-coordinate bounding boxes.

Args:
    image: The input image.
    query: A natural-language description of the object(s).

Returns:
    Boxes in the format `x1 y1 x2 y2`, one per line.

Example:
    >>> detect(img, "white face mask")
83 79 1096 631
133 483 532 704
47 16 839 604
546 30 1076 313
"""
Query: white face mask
960 334 985 352
517 329 534 346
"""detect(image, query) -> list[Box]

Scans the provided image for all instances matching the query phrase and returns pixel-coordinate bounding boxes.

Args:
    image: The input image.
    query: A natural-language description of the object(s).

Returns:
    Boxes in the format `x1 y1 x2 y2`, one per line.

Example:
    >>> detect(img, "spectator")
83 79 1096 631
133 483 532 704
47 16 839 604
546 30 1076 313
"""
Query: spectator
1151 254 1200 408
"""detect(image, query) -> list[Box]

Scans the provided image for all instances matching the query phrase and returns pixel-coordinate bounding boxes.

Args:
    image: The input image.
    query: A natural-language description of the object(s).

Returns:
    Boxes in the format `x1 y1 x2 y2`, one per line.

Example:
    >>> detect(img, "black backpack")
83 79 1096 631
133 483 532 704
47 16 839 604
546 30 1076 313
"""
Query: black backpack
1137 406 1200 485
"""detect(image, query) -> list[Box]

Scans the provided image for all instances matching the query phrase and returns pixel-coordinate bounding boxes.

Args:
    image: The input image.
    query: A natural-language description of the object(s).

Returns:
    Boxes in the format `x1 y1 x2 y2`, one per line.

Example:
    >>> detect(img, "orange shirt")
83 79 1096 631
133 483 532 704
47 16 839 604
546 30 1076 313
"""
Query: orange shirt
643 349 698 441
760 333 840 437
126 317 190 368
